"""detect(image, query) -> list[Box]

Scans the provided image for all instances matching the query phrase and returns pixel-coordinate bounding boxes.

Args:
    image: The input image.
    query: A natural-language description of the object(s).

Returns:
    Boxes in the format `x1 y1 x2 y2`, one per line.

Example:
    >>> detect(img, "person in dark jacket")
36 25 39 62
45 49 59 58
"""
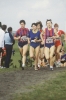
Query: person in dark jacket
4 27 15 68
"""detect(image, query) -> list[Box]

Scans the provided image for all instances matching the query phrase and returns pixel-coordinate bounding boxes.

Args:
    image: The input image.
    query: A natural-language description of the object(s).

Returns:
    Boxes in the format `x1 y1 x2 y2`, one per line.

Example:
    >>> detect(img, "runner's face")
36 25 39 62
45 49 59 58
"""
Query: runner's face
37 24 40 30
32 25 37 31
20 23 25 28
54 26 58 31
46 21 52 28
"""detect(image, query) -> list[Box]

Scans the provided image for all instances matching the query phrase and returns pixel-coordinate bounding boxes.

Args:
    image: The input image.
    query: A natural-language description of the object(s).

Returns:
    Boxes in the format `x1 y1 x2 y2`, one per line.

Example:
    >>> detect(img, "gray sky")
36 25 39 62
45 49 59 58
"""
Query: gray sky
0 0 66 31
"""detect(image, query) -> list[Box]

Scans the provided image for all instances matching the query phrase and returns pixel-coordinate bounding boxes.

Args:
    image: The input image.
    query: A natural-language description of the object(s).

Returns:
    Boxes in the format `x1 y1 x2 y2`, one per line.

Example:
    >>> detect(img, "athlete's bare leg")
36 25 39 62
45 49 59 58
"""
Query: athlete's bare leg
50 46 55 70
35 46 40 70
22 44 28 66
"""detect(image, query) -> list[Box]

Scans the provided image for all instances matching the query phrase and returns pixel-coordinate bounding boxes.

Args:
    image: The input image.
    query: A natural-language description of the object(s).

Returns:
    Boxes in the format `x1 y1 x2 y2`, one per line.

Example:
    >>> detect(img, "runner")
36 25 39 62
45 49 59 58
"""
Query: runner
59 49 66 67
36 21 45 68
14 20 29 70
54 23 66 66
40 19 59 70
28 23 41 70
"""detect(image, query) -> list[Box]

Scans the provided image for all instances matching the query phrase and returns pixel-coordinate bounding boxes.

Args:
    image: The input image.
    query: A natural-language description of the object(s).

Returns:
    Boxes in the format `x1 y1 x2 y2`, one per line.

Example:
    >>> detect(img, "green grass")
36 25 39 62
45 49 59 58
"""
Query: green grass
13 71 66 100
10 41 21 68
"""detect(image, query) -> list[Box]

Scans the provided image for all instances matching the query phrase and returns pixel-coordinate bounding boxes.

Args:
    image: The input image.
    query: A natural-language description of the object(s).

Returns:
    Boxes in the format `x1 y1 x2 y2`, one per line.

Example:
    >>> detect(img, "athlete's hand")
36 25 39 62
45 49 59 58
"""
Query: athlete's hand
34 39 37 43
41 41 44 45
17 36 21 40
52 36 55 39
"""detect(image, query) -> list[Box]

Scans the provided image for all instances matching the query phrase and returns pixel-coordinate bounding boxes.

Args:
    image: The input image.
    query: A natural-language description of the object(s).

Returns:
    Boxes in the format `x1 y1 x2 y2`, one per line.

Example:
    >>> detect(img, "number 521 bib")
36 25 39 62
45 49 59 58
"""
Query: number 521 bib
46 37 53 43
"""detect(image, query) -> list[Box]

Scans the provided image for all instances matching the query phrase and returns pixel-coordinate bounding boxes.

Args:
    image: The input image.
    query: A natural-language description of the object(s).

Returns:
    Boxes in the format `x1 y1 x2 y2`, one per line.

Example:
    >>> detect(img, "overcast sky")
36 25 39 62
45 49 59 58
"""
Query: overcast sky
0 0 66 31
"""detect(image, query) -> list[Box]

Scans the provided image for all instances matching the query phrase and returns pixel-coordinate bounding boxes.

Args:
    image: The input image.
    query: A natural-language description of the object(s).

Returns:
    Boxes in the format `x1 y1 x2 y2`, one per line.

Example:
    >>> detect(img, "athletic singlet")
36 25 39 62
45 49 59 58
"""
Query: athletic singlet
15 28 29 47
28 30 41 48
45 28 54 44
55 30 65 47
15 28 29 42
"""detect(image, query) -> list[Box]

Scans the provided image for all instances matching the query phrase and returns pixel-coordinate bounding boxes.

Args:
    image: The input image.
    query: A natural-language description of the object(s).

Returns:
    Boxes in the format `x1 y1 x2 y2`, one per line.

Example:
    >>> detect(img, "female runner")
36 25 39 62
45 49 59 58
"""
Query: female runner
14 20 29 70
54 23 66 65
28 23 41 70
36 21 45 68
41 19 59 70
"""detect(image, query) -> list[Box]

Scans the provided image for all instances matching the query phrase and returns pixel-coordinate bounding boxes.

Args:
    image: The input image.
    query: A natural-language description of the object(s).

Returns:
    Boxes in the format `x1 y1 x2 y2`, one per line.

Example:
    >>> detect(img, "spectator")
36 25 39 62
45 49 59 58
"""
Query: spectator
4 27 15 68
0 23 7 68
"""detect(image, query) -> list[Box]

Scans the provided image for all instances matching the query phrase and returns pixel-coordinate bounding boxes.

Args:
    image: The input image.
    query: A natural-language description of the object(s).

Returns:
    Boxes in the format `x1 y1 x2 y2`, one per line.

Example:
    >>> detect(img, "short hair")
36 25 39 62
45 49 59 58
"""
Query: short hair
8 27 12 33
2 25 7 31
31 23 37 27
54 23 59 27
19 20 26 24
46 19 52 24
36 21 43 29
0 22 2 28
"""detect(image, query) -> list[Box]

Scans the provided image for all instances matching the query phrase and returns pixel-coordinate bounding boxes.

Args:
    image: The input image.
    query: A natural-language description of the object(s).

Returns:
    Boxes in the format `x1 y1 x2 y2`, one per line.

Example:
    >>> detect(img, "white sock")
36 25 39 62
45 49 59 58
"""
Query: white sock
22 64 25 67
50 66 53 69
38 64 40 68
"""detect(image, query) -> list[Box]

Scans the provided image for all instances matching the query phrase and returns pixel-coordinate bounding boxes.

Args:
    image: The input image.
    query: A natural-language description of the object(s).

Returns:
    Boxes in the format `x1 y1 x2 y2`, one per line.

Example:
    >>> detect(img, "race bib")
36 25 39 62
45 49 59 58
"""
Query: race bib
21 36 28 41
46 37 53 43
31 40 35 42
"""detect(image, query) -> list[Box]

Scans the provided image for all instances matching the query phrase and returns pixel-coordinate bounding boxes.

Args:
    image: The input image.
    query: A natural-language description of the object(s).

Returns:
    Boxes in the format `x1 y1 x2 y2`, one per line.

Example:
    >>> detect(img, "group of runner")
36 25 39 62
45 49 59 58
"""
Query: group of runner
14 19 66 70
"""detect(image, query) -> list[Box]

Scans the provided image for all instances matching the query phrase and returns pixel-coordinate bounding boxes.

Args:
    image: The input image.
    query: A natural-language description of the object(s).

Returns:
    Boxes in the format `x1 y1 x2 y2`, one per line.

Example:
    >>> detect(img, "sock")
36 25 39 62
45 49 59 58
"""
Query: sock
22 64 25 67
38 64 40 68
50 66 53 69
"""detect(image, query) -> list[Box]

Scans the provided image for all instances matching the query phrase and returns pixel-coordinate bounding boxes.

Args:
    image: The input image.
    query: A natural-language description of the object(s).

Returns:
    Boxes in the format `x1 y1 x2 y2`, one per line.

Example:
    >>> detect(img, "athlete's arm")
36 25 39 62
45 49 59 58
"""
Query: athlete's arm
35 38 42 42
40 29 45 42
27 31 30 44
27 38 30 44
58 30 66 41
52 29 59 39
14 30 21 40
63 32 66 41
14 36 20 40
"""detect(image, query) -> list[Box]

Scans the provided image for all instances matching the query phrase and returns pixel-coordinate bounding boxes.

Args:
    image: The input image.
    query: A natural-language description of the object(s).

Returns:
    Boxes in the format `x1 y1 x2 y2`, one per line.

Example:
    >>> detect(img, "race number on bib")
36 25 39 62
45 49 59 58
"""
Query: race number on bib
46 38 53 43
21 36 28 41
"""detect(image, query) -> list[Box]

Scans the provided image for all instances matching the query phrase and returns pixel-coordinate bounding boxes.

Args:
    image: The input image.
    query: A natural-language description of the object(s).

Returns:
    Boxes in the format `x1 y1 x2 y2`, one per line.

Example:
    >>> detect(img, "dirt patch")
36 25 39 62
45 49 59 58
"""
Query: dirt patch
0 67 66 100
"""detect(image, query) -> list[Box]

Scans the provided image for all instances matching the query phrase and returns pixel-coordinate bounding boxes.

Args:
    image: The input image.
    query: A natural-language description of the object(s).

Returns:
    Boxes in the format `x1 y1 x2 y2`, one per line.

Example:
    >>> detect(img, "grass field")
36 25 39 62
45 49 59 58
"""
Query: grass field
13 71 66 100
10 41 21 68
0 40 66 100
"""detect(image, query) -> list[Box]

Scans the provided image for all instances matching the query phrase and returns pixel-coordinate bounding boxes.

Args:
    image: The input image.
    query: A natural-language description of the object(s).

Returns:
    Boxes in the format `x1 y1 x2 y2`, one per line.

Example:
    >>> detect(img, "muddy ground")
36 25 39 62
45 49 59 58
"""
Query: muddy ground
0 67 66 100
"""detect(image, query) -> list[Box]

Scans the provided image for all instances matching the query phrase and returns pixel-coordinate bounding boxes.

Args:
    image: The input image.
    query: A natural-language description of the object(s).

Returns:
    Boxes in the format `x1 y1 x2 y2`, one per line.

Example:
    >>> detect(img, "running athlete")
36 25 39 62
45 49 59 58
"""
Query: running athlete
59 49 66 67
41 19 59 70
14 20 29 70
54 23 66 65
36 21 45 68
28 23 41 70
